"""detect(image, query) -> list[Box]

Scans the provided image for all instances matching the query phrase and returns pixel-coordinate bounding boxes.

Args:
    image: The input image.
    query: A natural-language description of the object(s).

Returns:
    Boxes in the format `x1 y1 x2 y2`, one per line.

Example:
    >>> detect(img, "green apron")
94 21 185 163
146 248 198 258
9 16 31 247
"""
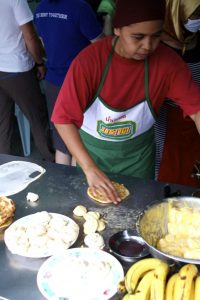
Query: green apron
80 38 157 179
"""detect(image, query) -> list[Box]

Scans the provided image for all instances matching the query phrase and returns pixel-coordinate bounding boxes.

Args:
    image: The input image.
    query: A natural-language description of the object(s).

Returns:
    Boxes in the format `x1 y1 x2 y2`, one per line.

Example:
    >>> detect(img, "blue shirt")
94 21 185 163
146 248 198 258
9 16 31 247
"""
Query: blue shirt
34 0 102 85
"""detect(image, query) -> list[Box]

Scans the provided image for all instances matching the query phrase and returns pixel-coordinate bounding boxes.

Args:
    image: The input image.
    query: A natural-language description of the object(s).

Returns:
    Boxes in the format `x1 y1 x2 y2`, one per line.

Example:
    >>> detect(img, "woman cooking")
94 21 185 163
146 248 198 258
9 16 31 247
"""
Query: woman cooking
52 0 200 204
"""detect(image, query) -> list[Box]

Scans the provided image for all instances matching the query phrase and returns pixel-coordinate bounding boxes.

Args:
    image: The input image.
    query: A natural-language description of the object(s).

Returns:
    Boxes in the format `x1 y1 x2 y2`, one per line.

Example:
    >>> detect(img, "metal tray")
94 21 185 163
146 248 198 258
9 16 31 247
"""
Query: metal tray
137 197 200 265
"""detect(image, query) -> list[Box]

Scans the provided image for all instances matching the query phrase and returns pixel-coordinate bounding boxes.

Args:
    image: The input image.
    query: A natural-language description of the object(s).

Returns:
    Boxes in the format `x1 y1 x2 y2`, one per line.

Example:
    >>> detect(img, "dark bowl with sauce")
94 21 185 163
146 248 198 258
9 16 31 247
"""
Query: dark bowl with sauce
108 229 149 263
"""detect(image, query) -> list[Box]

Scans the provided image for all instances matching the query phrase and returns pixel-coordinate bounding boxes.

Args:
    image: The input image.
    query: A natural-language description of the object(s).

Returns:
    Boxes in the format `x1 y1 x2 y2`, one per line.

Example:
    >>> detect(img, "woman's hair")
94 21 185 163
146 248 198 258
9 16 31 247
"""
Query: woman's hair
164 0 200 44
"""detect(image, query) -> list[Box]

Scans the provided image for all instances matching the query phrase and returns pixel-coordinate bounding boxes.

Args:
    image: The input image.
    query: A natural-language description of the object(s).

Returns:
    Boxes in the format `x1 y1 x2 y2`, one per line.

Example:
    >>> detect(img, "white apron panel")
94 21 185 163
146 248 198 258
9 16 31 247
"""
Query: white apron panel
81 96 155 142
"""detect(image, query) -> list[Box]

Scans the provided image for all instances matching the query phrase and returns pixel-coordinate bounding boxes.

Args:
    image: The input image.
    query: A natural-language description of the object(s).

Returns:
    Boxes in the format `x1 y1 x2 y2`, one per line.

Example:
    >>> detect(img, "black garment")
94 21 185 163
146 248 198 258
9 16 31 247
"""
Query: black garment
85 0 101 12
0 68 54 161
44 80 70 154
85 0 104 25
161 32 200 63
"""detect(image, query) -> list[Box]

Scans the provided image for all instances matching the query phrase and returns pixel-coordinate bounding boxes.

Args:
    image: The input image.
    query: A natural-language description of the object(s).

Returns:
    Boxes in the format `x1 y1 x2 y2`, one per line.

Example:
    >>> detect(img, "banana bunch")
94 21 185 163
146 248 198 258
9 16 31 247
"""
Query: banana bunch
166 263 199 300
121 259 200 300
122 257 169 300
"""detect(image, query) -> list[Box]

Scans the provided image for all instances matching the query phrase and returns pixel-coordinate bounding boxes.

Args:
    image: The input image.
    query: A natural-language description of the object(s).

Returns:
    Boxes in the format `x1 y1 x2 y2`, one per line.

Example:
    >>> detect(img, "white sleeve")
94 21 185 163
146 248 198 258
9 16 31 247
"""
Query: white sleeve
14 0 33 26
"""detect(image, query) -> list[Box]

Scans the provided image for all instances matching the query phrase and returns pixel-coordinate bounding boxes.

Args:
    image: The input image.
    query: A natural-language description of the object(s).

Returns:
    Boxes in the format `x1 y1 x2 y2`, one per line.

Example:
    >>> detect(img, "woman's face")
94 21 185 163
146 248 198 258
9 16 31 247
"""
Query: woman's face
183 5 200 33
114 20 163 60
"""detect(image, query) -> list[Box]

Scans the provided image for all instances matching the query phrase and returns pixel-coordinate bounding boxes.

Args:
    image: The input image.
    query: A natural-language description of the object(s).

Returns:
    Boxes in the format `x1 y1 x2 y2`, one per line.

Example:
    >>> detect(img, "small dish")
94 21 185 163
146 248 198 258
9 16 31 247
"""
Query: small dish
109 229 149 263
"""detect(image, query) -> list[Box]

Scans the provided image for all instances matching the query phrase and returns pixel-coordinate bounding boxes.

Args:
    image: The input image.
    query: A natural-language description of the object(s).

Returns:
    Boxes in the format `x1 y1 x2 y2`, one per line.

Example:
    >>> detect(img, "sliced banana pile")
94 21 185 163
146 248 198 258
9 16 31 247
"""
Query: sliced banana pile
73 205 106 250
157 205 200 259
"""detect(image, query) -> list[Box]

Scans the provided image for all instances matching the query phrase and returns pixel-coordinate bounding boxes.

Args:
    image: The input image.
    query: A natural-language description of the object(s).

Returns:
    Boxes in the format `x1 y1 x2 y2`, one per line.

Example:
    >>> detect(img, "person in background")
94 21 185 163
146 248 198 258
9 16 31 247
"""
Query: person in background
97 0 116 35
86 0 116 36
34 0 103 165
51 0 200 204
0 0 54 162
156 0 200 187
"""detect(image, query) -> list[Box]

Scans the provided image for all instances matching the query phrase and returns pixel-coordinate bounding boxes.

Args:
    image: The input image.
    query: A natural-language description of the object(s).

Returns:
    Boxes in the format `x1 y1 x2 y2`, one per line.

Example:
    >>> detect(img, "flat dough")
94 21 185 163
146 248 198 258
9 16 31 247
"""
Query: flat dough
87 181 130 204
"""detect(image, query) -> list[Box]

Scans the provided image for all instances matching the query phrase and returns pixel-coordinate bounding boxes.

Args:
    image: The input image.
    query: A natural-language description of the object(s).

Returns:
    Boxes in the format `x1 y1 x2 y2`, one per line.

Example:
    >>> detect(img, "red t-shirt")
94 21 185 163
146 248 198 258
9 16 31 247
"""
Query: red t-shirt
52 36 200 128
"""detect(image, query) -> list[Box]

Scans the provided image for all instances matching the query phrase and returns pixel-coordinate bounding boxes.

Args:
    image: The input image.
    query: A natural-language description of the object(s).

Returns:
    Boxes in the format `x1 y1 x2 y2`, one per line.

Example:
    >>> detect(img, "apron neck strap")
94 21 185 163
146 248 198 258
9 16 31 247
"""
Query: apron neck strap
94 37 149 101
94 37 118 98
144 58 149 100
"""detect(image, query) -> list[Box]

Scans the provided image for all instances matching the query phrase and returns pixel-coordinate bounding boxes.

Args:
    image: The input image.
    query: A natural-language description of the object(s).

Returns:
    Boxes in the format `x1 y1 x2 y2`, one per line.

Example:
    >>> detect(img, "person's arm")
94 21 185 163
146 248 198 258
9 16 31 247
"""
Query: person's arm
102 14 113 36
20 21 45 80
55 123 121 204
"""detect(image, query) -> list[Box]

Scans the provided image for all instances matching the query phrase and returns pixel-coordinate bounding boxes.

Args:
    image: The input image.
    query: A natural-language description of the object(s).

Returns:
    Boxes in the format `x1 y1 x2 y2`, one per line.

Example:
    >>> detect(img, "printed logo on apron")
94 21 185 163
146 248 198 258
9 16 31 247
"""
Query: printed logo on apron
97 120 136 140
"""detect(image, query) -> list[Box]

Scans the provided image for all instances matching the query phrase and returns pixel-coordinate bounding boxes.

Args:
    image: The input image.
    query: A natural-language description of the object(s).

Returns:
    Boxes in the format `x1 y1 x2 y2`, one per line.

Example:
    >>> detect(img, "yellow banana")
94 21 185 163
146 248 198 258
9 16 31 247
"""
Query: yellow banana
134 270 154 300
150 261 169 300
173 264 198 300
194 276 200 300
125 258 163 293
122 293 136 300
190 279 195 300
122 293 130 300
165 273 178 300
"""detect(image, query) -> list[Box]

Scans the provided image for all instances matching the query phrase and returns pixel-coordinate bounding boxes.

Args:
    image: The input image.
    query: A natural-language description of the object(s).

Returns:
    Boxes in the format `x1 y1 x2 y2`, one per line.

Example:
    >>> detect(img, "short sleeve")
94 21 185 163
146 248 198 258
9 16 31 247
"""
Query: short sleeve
14 0 33 26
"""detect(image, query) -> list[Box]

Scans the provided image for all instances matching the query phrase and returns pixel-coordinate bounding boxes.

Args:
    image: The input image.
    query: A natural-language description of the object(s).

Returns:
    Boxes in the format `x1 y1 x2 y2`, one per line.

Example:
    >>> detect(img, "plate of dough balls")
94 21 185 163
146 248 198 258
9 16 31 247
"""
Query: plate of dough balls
4 211 79 258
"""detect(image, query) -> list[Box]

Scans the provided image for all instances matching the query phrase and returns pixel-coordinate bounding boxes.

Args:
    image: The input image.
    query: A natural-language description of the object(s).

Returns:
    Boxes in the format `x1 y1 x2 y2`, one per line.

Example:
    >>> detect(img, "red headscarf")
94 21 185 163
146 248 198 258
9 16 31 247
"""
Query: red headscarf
113 0 166 28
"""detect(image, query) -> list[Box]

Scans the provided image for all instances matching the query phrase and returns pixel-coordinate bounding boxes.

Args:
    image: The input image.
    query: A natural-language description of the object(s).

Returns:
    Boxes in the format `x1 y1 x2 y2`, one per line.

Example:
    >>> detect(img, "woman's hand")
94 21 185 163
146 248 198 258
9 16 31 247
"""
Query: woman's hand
36 65 46 80
85 166 121 205
54 124 121 204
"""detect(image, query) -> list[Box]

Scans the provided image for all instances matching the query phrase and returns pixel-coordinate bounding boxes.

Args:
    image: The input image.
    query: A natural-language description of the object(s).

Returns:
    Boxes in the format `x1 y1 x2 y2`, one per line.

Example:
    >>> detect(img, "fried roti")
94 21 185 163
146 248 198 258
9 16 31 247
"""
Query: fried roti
0 196 15 226
87 181 130 204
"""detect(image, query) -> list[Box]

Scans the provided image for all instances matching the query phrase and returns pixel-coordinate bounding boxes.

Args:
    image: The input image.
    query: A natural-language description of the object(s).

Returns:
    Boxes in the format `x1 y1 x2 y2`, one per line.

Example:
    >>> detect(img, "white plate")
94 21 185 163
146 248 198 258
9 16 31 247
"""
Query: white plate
37 248 124 300
0 161 46 196
4 212 79 258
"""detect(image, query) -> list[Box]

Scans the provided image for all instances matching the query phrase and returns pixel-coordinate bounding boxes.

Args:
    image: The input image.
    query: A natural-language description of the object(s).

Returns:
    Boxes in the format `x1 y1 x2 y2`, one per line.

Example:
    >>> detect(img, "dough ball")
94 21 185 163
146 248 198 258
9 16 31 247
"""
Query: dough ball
97 219 106 232
83 211 100 221
83 218 98 235
84 233 105 250
73 205 87 217
26 192 39 202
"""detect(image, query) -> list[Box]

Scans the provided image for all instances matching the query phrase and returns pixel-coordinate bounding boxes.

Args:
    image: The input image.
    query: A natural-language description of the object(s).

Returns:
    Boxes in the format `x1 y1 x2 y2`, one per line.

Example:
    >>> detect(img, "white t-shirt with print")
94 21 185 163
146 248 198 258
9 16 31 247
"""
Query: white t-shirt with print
0 0 35 72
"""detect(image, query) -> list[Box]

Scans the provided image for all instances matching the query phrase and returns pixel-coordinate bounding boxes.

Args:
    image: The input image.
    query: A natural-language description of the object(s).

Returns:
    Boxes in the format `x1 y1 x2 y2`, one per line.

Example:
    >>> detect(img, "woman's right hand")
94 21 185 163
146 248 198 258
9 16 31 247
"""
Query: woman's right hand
53 124 121 204
84 166 122 205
